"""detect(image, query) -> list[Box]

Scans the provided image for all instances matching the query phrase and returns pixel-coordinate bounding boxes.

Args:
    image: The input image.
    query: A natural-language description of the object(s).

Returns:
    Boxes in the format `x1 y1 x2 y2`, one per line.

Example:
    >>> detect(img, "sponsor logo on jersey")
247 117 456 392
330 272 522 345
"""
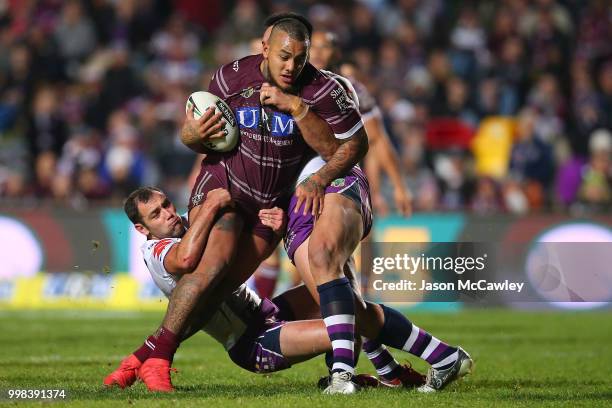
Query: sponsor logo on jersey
240 87 254 98
191 192 204 207
331 86 352 112
215 100 236 127
235 107 295 137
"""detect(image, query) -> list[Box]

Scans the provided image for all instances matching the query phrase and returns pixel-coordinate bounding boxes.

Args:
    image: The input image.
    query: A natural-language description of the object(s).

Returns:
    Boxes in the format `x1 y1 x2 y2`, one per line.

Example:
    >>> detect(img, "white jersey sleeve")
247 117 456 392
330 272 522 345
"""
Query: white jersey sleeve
141 238 181 297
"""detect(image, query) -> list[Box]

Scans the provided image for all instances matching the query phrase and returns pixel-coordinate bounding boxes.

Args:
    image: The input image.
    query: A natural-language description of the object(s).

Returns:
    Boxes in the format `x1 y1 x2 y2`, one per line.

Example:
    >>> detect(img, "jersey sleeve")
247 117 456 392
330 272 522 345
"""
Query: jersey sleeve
208 63 233 99
152 238 176 264
305 77 364 140
351 79 381 122
142 238 180 297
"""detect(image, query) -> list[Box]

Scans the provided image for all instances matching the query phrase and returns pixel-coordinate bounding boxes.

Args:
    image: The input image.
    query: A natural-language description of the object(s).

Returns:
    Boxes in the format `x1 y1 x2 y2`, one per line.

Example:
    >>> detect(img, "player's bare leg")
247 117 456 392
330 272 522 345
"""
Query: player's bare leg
138 210 244 392
106 231 275 391
304 193 363 393
162 210 244 334
294 242 463 389
180 232 279 340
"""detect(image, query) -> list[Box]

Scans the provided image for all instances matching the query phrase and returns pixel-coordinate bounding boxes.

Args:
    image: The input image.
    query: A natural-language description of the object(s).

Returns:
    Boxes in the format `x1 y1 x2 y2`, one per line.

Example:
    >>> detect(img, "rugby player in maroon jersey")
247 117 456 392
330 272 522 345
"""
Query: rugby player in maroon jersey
132 16 369 392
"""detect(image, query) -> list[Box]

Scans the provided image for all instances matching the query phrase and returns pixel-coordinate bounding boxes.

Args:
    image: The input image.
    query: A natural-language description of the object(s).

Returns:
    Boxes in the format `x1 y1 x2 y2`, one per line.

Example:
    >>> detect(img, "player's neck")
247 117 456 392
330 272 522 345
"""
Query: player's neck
260 60 270 82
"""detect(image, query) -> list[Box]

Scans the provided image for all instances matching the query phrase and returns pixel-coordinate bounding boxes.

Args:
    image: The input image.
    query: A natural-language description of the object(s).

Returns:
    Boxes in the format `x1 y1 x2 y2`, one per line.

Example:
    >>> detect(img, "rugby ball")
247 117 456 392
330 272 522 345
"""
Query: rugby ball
183 91 238 153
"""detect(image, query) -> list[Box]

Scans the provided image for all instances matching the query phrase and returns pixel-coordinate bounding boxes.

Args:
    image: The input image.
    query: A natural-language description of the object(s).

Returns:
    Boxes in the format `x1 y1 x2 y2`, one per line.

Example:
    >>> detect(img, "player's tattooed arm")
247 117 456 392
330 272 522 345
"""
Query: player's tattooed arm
292 109 340 161
297 129 368 216
164 189 234 275
315 127 369 186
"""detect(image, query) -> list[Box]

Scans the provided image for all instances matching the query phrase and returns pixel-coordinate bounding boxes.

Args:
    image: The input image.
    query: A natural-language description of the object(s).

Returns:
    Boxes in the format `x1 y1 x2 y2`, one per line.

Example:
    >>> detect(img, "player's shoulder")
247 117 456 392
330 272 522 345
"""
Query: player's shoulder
300 64 346 104
212 54 263 97
321 70 358 98
141 238 180 261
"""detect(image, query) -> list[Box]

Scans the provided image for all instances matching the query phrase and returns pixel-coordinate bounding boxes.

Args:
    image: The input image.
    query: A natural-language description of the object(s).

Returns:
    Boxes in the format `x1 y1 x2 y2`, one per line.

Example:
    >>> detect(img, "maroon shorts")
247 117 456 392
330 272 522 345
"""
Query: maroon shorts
189 159 289 245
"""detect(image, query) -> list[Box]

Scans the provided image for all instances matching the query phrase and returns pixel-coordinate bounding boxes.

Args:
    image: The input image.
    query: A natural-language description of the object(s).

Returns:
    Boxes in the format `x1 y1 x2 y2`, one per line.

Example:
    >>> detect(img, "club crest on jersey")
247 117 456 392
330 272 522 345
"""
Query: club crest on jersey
235 107 295 137
331 178 346 188
240 87 254 98
232 60 239 72
191 192 204 207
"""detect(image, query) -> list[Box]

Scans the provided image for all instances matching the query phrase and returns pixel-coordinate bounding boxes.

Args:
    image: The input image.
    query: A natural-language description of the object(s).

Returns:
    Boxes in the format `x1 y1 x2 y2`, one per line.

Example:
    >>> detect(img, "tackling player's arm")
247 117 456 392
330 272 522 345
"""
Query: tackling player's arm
258 206 287 236
163 189 233 275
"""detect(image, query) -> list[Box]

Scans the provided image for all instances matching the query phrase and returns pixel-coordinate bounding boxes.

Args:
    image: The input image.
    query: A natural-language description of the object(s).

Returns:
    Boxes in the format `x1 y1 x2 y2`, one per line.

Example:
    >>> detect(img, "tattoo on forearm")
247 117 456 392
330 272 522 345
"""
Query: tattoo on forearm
297 113 339 161
300 176 324 193
317 134 368 183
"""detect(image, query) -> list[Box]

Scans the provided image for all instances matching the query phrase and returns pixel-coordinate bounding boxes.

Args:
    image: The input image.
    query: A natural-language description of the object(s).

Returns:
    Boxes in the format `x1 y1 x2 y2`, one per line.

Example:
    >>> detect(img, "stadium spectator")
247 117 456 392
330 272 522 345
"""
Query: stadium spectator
577 129 612 212
0 0 609 216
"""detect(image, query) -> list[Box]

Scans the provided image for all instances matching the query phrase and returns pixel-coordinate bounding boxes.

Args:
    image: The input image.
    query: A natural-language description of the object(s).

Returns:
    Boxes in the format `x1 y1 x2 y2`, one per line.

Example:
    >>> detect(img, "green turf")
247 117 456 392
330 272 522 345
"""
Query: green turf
0 309 610 407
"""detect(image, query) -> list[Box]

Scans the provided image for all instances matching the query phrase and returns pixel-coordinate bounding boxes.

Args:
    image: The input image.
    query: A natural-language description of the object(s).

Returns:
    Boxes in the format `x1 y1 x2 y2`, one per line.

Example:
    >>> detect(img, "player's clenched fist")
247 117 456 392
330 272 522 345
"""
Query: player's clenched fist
258 207 286 235
260 82 301 113
203 188 234 212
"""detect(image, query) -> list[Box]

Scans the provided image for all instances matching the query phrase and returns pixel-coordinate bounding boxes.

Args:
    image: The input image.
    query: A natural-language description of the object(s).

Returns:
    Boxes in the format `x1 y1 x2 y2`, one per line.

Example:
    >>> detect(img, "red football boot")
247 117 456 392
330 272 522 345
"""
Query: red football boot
103 354 141 389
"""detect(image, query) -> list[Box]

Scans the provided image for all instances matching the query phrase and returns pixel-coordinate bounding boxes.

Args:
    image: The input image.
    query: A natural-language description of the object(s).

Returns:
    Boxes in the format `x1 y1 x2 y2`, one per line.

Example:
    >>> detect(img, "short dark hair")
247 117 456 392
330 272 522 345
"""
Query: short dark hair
270 18 310 43
264 12 312 37
124 186 164 225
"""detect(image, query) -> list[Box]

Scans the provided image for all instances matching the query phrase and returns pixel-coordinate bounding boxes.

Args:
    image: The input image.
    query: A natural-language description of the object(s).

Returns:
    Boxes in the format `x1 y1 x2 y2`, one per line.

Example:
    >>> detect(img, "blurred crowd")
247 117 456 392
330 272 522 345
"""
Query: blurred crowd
0 0 610 215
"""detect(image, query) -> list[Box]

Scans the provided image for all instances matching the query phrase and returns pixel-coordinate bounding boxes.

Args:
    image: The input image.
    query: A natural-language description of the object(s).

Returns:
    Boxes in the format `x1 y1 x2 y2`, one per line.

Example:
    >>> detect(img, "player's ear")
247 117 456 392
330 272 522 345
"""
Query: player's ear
134 223 149 237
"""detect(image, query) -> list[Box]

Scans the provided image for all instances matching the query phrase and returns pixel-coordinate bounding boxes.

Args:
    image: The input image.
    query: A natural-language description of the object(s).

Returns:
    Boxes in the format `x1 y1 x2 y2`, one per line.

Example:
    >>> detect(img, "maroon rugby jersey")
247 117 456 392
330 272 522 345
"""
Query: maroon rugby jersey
206 54 363 206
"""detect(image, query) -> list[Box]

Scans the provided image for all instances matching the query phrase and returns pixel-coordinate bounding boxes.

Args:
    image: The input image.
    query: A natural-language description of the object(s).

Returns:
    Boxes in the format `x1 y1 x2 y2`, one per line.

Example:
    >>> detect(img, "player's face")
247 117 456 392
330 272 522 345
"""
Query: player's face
263 30 309 91
136 192 184 240
309 32 335 70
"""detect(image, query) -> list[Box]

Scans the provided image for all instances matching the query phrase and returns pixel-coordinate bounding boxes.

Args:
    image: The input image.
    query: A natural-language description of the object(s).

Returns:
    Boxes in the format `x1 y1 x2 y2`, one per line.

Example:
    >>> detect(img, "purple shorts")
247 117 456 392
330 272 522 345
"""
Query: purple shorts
189 159 289 245
227 298 291 373
283 166 373 264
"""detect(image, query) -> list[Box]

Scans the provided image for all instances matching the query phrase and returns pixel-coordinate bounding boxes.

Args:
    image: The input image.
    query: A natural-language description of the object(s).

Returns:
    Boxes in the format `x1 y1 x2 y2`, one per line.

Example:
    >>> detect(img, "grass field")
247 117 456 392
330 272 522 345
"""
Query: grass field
1 309 610 407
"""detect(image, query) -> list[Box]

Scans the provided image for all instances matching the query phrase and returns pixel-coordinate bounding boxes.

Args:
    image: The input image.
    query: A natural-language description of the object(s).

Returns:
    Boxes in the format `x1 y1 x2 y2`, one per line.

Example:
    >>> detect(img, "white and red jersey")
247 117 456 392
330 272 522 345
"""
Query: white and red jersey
141 238 262 351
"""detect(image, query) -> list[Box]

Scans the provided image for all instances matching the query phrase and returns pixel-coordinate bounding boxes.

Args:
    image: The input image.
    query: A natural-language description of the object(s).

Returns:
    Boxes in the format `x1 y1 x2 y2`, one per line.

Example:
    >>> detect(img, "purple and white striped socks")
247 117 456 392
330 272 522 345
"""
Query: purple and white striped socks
317 277 356 374
377 305 458 370
362 338 403 381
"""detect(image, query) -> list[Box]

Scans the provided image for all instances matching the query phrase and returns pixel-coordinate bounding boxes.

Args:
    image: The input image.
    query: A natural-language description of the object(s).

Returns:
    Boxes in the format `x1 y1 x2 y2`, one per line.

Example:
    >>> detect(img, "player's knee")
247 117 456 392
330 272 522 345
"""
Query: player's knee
308 237 342 273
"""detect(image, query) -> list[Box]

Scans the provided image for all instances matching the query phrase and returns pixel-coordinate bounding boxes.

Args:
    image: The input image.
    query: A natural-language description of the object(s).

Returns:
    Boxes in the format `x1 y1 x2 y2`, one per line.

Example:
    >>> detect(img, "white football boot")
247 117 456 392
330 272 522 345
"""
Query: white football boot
418 347 473 393
323 371 358 395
